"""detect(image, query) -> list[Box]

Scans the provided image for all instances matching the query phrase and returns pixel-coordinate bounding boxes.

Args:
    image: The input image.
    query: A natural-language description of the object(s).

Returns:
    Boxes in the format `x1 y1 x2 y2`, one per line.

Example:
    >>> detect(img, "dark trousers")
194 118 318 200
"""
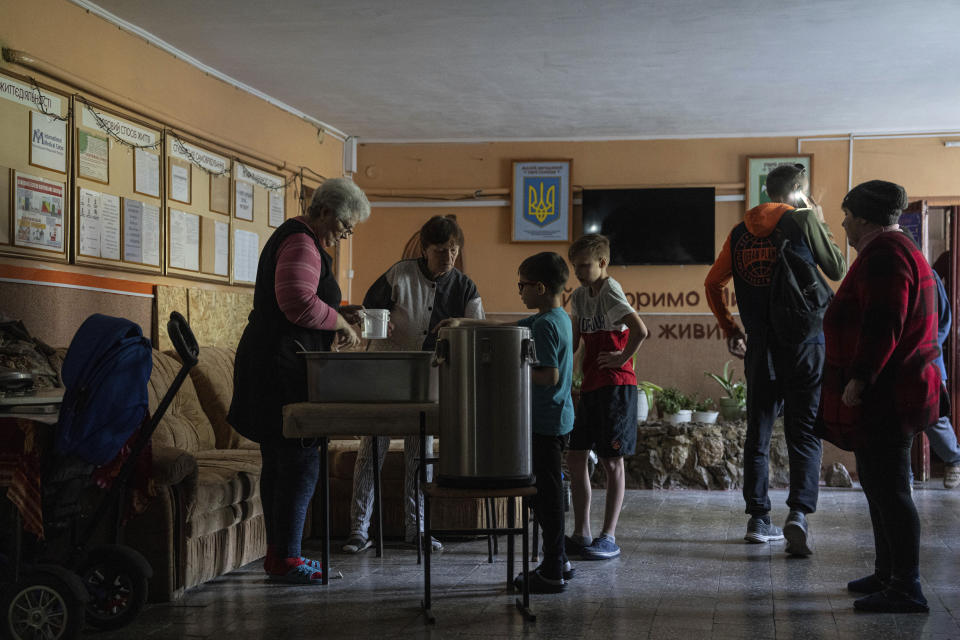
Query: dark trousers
260 436 320 558
532 434 567 579
855 433 920 583
743 336 824 516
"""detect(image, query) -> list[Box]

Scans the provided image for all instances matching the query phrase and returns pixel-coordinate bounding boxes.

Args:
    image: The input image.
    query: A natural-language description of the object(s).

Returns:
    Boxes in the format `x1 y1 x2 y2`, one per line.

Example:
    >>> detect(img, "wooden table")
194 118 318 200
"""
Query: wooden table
282 402 439 585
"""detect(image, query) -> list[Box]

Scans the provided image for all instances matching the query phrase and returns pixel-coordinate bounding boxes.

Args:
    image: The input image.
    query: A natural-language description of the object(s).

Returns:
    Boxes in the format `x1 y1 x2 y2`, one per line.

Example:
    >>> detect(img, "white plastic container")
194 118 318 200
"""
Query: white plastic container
665 410 692 424
361 309 390 339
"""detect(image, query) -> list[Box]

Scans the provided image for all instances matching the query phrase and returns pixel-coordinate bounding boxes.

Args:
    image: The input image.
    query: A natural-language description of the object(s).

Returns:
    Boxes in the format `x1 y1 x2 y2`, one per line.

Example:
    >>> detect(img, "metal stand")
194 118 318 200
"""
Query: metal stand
421 483 537 624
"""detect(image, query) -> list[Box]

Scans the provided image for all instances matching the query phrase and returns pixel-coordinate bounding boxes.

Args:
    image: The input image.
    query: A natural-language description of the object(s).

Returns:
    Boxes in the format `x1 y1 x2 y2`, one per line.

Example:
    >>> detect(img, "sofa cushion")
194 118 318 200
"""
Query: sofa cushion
182 346 257 450
149 350 216 454
184 450 262 521
185 504 242 538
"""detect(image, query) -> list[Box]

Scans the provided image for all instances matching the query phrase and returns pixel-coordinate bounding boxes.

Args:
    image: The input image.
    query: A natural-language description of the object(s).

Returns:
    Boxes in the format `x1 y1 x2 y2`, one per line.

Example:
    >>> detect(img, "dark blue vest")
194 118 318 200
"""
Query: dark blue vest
729 212 819 342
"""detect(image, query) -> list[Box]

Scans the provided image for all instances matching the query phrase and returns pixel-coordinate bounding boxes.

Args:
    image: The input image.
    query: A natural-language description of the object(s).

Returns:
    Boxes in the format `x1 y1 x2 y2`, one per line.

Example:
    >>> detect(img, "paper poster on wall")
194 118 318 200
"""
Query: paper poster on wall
141 203 160 266
210 174 230 214
14 172 63 251
123 198 142 263
170 162 190 204
100 193 121 260
233 228 259 283
214 220 229 276
169 209 200 271
235 181 254 220
78 188 101 257
77 130 109 183
29 111 67 174
133 148 160 198
268 189 284 227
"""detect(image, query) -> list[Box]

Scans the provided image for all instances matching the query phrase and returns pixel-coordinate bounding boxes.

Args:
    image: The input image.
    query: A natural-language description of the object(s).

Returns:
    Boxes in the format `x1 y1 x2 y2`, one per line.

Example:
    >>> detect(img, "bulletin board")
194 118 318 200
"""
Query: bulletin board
231 160 288 286
165 132 232 283
0 70 71 263
73 97 163 274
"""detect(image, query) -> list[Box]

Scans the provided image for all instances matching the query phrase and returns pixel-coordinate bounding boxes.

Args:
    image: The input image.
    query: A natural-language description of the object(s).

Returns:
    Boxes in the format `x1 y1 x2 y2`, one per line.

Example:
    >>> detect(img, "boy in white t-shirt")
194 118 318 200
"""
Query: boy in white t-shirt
566 234 648 560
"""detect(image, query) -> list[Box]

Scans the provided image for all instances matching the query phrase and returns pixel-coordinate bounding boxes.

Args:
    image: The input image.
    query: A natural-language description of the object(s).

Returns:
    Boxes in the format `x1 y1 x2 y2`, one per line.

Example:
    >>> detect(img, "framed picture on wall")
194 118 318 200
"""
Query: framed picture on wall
745 155 812 209
512 159 572 242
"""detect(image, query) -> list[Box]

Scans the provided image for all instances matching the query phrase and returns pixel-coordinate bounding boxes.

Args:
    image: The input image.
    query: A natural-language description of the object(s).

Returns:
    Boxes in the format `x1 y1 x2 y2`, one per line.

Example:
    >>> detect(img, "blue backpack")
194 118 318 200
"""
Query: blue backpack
55 314 153 465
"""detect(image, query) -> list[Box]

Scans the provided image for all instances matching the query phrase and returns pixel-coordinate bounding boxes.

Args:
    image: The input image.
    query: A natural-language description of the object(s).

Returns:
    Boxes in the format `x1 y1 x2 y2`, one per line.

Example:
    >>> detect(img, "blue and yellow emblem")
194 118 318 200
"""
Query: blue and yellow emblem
523 177 560 227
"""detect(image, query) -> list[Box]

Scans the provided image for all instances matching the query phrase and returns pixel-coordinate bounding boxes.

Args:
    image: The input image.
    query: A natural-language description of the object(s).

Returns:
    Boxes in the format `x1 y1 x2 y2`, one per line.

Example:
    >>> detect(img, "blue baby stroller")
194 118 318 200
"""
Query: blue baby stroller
1 311 198 639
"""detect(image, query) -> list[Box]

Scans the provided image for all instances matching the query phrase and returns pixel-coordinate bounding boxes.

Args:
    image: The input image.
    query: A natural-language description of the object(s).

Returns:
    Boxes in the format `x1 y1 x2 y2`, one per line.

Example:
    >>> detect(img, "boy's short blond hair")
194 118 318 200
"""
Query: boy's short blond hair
568 234 610 262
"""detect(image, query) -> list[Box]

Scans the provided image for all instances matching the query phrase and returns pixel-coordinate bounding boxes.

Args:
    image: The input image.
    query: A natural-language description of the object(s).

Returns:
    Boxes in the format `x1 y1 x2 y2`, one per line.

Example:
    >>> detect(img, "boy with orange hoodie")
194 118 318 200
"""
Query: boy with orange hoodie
704 163 845 555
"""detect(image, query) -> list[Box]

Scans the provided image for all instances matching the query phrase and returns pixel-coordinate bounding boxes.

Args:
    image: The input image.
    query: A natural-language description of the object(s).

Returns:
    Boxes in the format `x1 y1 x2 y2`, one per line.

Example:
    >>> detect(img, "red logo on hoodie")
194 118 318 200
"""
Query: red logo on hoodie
734 233 778 287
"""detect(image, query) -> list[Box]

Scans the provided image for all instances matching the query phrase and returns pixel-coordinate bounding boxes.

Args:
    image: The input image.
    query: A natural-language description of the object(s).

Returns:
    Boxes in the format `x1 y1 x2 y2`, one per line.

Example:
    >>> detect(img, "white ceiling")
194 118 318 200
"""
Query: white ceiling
84 0 960 142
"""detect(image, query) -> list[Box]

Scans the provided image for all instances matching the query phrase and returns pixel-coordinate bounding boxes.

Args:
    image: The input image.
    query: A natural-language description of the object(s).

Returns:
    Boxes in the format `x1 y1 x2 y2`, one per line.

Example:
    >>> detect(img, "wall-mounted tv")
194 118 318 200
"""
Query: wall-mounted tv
581 187 716 266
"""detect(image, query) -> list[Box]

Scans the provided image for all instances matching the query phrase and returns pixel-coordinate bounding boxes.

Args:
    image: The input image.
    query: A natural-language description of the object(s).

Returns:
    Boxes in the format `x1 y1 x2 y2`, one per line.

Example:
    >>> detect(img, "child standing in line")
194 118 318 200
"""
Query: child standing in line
439 252 575 592
566 234 648 560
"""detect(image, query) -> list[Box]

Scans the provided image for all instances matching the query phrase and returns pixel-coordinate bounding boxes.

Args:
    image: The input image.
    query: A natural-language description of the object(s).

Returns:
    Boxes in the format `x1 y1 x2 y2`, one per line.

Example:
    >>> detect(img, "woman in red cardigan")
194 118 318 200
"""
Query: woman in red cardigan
818 180 941 613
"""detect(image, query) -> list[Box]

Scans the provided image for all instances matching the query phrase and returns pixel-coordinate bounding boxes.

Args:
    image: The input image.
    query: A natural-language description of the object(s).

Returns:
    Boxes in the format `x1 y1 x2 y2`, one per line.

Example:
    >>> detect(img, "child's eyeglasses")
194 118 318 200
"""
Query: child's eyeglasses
517 281 539 292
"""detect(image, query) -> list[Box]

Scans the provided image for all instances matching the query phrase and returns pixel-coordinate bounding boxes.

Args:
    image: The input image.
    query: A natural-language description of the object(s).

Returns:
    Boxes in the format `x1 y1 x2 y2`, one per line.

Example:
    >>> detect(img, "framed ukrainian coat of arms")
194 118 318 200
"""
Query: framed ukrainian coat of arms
512 159 572 242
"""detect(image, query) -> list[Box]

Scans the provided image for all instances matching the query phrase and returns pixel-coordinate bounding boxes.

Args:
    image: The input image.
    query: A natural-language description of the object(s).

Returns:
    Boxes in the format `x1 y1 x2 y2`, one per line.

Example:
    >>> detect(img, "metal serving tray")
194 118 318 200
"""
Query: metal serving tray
301 351 437 403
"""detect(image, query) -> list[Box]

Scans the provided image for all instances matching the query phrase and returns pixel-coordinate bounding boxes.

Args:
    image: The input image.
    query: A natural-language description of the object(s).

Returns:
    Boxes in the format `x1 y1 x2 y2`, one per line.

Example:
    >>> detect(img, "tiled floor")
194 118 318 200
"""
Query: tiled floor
102 484 960 639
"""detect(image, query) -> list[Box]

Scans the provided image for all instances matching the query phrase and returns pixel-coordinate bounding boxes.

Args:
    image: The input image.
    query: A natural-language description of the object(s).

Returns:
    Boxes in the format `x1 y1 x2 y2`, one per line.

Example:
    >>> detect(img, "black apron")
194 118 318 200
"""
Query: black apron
228 219 341 442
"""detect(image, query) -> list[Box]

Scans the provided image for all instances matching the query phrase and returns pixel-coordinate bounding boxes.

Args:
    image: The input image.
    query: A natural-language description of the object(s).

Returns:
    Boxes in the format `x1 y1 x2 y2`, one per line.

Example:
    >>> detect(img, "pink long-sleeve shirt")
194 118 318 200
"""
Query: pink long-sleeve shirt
274 218 339 330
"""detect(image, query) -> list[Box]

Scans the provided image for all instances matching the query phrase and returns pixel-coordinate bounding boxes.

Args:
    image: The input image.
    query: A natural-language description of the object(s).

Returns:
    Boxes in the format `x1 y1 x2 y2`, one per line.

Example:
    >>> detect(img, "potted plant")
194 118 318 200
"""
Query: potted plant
692 397 719 424
655 386 692 424
705 360 746 420
636 380 662 423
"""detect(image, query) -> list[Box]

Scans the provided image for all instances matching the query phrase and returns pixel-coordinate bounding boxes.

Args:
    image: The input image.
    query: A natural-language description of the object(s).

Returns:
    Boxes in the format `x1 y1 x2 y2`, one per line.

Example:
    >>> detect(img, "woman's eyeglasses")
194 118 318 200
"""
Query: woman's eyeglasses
338 220 354 239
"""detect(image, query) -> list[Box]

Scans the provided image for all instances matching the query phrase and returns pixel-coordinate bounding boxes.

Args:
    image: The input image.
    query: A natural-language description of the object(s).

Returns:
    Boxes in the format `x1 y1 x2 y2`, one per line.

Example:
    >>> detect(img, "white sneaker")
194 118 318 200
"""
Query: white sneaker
945 465 960 489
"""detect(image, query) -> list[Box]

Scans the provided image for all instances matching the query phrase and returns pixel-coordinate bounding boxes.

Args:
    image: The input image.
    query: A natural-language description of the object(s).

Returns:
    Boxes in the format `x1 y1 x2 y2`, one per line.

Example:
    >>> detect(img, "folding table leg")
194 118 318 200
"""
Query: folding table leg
506 496 515 591
421 486 435 624
372 436 383 558
320 436 330 586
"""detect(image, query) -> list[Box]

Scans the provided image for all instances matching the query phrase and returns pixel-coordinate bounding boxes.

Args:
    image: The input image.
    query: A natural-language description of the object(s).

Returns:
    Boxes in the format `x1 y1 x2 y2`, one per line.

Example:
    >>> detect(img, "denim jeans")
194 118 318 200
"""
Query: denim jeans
743 335 824 516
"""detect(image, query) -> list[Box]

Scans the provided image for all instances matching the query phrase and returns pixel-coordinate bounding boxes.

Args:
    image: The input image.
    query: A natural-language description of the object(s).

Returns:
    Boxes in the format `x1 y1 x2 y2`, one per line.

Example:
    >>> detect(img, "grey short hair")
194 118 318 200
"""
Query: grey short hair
307 177 371 223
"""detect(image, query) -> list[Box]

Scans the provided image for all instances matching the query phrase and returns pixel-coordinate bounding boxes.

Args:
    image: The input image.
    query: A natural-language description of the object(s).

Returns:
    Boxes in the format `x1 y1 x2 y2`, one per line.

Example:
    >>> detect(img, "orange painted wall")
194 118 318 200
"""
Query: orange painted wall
0 0 345 343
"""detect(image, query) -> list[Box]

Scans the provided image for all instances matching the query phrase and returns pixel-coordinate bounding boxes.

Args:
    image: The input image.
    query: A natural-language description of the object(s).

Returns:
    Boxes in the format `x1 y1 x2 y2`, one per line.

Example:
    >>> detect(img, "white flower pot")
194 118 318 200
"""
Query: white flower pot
637 391 649 423
693 410 719 424
665 410 692 424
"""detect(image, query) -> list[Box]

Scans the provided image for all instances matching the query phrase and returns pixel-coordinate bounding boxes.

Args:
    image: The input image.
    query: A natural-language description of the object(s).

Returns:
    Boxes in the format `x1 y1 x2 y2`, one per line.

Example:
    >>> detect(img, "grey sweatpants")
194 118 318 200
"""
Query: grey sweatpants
348 435 434 541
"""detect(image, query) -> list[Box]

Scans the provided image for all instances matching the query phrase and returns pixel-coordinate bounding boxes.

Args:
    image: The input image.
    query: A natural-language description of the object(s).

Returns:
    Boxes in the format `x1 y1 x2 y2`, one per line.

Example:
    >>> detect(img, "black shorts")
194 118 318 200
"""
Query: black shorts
569 385 637 458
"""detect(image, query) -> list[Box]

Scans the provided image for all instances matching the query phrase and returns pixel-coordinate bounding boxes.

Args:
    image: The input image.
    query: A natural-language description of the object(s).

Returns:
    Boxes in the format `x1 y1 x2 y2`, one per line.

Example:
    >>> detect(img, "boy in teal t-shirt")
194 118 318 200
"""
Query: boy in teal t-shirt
438 252 574 592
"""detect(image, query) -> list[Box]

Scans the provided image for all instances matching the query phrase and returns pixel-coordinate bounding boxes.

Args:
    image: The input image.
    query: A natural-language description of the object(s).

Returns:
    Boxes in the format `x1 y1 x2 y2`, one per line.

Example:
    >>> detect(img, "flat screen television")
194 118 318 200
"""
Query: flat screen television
581 187 716 265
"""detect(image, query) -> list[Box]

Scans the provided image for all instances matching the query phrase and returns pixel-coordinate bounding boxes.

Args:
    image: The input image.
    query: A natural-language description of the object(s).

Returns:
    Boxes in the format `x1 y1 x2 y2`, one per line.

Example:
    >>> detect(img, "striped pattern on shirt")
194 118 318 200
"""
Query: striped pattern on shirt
274 219 338 331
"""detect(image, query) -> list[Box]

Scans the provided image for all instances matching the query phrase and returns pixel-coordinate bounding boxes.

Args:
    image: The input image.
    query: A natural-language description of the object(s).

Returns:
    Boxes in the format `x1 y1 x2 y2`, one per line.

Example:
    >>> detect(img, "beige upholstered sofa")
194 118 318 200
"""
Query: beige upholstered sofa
124 346 265 602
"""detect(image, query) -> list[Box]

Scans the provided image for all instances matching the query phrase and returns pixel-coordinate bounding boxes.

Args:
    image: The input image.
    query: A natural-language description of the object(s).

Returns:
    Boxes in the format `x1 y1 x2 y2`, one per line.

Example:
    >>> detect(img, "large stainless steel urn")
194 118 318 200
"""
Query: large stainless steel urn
433 325 535 488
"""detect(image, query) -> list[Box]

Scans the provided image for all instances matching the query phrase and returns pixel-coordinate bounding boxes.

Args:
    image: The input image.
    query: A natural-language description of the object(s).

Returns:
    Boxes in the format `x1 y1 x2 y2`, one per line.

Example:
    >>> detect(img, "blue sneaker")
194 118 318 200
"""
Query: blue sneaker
580 534 620 560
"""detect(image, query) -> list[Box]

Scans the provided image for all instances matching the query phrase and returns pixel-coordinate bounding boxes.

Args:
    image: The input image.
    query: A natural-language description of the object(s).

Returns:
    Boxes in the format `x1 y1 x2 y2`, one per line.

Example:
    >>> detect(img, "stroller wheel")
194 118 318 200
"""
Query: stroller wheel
78 545 150 631
3 566 86 640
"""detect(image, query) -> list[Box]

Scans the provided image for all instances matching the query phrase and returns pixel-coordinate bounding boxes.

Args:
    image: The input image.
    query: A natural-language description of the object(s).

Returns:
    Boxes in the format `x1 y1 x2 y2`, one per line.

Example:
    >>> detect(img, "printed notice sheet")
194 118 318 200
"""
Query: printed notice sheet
134 148 160 197
77 130 109 183
233 228 259 283
141 203 160 266
170 163 190 203
169 208 200 271
268 189 284 227
78 188 101 257
214 220 229 276
30 111 67 173
124 199 143 263
235 181 254 220
14 172 64 251
100 193 120 260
